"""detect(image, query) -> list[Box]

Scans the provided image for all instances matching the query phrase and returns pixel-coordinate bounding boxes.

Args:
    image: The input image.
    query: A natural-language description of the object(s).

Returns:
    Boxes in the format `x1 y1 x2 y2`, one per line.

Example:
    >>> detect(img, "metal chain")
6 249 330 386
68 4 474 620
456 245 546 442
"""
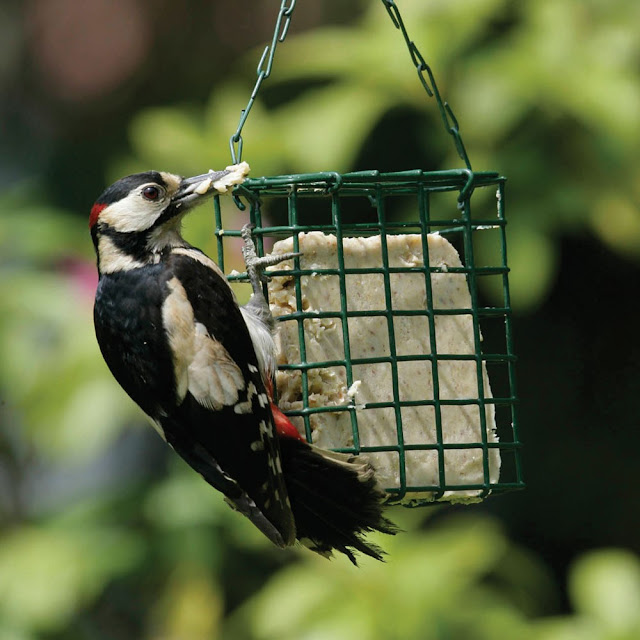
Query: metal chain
381 0 472 170
229 0 296 164
229 0 471 171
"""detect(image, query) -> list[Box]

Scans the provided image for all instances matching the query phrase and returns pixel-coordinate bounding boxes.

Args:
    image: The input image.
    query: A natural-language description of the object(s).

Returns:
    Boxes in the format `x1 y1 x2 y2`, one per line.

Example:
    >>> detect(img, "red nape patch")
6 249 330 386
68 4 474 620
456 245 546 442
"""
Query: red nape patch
89 203 107 229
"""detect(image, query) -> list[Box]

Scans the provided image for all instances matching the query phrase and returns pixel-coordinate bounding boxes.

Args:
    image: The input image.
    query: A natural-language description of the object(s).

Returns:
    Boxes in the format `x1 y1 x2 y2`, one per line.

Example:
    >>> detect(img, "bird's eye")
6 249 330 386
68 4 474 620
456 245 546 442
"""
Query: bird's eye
142 185 162 201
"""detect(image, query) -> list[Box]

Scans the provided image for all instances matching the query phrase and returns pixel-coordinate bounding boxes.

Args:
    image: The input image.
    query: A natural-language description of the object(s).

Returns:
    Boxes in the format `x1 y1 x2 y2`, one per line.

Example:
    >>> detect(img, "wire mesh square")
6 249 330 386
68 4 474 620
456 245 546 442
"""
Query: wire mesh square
214 169 524 505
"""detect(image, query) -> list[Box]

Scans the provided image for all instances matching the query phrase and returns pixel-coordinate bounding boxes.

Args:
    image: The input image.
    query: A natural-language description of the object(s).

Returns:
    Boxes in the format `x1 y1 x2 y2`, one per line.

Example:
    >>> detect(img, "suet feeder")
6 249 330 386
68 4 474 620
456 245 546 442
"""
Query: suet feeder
213 0 524 505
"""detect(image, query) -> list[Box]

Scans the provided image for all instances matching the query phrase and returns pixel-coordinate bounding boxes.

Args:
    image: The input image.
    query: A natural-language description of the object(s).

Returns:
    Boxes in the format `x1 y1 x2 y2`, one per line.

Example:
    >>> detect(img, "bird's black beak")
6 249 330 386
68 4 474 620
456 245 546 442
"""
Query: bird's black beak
173 162 250 210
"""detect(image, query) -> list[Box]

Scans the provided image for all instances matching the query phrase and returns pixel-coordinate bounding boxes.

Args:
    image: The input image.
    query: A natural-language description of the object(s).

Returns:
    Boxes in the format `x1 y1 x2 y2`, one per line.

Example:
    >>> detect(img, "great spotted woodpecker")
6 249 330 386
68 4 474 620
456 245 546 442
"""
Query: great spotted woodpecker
90 163 396 563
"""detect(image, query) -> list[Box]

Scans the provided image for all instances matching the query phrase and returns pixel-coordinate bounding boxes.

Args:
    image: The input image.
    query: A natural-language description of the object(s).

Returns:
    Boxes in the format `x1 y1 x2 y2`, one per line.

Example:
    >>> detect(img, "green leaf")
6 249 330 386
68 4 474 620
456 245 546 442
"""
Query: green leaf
0 525 143 633
569 549 640 632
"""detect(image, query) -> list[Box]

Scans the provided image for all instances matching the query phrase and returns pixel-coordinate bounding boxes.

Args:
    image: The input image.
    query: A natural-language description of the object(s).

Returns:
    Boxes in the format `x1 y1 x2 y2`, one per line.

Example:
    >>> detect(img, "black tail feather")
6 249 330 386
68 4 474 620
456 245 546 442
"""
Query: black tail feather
277 437 397 564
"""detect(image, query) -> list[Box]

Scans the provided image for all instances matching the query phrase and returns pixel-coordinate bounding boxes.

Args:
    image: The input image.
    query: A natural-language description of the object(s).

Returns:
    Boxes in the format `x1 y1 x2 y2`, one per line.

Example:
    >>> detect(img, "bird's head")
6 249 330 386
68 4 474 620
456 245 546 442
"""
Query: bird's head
89 164 249 274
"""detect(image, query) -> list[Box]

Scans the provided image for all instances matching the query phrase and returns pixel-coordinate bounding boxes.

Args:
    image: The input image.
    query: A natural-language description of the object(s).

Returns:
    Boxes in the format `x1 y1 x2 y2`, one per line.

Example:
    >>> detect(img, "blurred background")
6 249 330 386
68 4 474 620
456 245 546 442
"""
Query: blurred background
1 0 640 638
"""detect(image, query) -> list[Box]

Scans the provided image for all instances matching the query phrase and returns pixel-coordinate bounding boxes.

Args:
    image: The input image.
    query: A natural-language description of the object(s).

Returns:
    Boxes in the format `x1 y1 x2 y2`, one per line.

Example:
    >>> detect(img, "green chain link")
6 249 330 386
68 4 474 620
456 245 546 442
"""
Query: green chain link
229 0 472 172
380 0 472 170
229 0 296 164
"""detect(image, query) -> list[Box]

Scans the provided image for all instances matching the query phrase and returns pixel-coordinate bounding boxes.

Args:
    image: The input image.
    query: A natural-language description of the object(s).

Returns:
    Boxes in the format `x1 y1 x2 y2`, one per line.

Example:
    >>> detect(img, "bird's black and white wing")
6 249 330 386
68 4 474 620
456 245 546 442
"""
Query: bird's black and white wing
157 247 296 547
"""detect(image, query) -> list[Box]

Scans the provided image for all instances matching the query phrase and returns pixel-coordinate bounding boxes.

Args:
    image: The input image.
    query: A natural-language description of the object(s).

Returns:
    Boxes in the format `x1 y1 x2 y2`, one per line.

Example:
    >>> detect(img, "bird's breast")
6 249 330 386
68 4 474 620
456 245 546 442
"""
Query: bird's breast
94 266 177 417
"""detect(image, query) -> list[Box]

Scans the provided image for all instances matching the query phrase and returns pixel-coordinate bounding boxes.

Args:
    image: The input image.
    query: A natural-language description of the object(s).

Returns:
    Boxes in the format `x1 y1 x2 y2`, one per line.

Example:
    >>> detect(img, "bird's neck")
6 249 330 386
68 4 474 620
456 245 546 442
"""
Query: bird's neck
96 221 188 276
146 219 187 255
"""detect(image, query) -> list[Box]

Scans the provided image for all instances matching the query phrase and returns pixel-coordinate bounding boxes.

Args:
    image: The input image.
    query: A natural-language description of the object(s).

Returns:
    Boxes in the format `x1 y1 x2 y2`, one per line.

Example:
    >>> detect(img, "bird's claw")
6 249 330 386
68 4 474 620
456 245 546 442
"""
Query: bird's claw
241 224 301 297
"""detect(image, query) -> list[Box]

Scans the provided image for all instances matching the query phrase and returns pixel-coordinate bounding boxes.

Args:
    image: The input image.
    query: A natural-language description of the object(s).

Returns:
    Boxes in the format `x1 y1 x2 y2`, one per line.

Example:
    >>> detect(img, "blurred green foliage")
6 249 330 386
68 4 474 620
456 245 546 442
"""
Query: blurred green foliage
227 517 640 640
1 1 639 639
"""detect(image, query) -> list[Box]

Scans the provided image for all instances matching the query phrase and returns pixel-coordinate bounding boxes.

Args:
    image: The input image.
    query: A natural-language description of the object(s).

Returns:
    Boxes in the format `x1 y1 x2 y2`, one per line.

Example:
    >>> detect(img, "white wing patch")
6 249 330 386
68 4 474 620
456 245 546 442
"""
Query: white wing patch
162 277 245 409
188 323 245 410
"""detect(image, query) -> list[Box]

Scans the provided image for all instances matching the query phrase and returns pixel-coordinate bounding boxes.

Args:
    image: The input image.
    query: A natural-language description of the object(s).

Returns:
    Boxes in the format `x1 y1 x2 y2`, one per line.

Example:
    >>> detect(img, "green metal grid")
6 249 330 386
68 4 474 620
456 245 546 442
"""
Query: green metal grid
213 169 524 504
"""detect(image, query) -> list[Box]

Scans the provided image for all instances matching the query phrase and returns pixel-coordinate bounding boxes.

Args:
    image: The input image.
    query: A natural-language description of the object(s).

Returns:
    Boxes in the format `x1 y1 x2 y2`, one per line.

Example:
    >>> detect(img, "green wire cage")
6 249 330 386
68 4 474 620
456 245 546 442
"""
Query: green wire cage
212 1 524 505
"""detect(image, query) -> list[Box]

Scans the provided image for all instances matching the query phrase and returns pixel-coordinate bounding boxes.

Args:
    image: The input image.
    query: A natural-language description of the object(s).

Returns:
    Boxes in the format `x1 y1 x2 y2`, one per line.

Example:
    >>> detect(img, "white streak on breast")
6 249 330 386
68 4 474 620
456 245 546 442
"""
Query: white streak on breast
99 190 165 233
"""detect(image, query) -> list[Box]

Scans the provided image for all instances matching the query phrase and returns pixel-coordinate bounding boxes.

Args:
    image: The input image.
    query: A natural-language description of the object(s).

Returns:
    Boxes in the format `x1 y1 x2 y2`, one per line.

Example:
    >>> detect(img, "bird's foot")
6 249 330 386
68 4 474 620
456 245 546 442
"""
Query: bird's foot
241 224 300 298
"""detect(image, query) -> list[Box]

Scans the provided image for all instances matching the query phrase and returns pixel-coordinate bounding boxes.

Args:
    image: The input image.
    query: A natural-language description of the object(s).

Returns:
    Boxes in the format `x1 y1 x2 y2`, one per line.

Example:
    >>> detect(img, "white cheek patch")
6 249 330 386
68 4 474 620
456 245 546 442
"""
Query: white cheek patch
100 191 165 233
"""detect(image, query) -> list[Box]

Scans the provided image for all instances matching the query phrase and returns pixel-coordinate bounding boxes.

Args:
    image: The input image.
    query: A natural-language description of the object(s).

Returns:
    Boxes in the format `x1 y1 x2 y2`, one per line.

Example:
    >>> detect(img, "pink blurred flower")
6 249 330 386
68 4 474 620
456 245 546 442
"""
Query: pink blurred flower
58 256 98 301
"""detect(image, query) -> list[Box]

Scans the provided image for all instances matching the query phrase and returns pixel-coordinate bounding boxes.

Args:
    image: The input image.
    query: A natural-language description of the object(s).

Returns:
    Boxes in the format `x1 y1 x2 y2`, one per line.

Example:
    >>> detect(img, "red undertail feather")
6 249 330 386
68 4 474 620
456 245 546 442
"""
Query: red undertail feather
265 378 396 563
271 402 305 441
265 377 304 441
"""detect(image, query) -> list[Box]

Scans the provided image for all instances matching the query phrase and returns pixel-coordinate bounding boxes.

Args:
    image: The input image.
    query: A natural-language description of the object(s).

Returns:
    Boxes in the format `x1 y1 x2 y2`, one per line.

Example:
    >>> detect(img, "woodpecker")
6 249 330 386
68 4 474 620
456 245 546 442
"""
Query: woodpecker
90 163 395 563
